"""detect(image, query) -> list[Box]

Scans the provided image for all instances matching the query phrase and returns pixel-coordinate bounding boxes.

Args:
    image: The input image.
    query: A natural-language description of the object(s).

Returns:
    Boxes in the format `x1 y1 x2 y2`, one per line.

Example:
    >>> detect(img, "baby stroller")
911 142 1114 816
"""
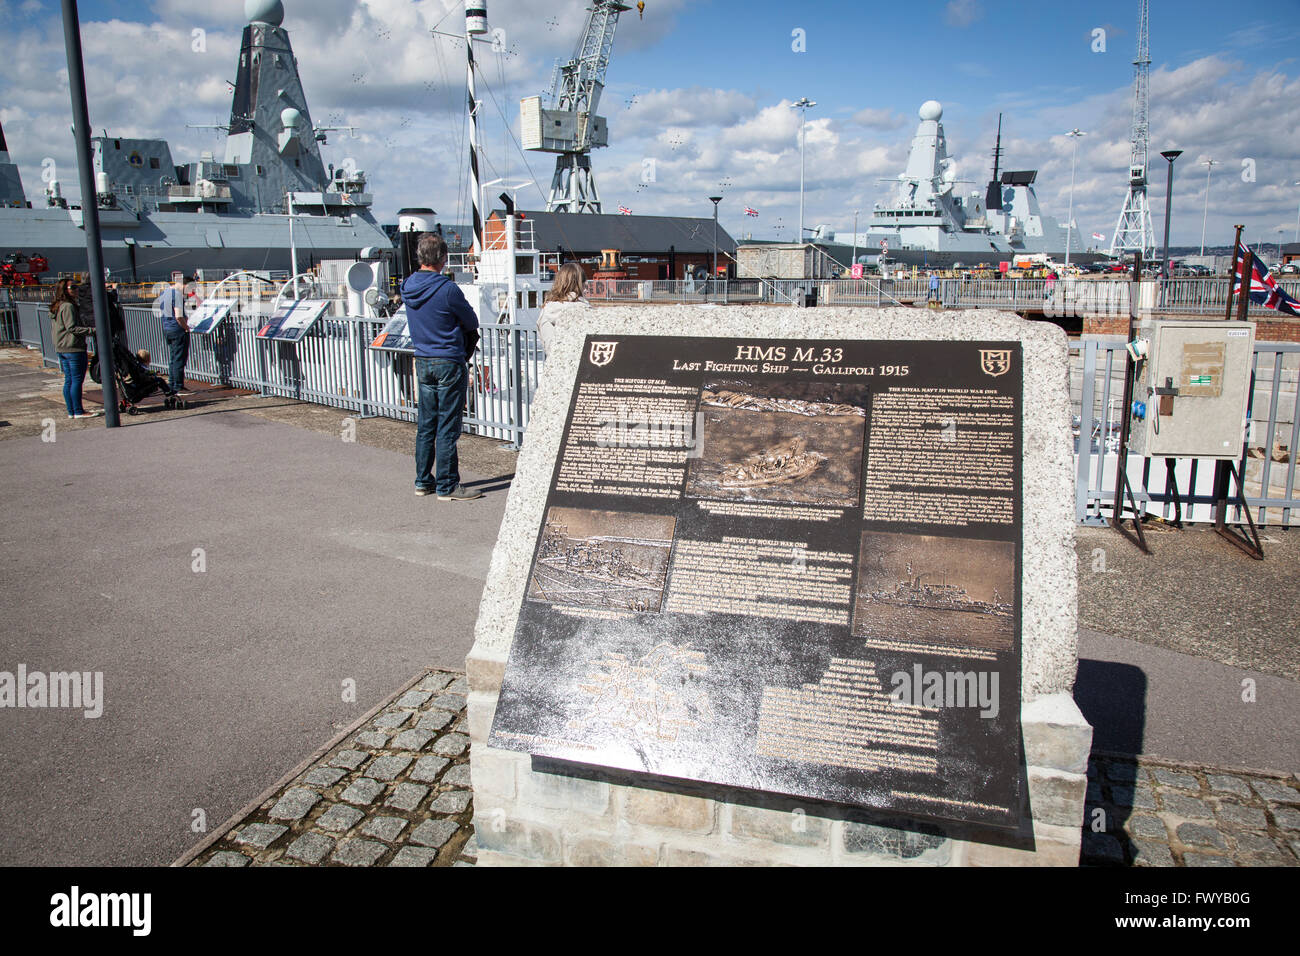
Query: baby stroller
90 340 186 415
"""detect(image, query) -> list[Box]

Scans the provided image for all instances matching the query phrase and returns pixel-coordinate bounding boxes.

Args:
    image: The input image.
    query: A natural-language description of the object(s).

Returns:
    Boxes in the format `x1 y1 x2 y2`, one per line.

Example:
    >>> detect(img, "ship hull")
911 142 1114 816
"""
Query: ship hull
0 206 391 282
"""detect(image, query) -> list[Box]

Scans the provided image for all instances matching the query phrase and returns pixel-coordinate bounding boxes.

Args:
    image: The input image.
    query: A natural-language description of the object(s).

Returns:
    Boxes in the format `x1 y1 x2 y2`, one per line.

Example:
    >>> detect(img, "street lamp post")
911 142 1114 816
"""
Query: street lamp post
1064 129 1085 273
1199 159 1217 256
851 208 859 272
1159 149 1182 282
709 195 722 293
791 97 816 243
1293 181 1300 244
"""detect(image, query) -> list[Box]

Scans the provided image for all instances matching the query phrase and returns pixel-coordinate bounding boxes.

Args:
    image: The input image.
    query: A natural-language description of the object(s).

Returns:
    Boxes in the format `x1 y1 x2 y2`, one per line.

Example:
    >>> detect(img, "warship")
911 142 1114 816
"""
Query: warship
860 101 1078 268
869 570 1012 618
0 0 391 282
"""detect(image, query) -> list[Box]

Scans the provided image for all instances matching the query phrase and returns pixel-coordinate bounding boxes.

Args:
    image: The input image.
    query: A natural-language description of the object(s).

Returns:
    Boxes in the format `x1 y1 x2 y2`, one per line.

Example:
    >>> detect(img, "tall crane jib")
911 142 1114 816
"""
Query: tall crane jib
1109 0 1154 260
519 1 632 213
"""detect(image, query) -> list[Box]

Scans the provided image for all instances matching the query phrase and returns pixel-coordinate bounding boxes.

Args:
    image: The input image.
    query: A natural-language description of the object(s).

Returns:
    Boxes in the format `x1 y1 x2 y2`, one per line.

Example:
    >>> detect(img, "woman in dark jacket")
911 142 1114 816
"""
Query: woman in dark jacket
50 279 100 418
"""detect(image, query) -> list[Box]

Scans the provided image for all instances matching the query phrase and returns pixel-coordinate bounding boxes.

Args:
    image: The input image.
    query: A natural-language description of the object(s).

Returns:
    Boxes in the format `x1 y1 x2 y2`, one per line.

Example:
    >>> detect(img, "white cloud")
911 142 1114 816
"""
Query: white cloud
945 0 982 28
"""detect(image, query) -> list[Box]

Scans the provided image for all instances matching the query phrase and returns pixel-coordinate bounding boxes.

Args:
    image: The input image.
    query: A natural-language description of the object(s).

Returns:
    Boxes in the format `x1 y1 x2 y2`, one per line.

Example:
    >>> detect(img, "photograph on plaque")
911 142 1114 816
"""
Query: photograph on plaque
256 299 330 342
527 507 675 613
491 335 1024 829
188 298 235 335
853 532 1014 653
369 308 413 353
685 379 869 508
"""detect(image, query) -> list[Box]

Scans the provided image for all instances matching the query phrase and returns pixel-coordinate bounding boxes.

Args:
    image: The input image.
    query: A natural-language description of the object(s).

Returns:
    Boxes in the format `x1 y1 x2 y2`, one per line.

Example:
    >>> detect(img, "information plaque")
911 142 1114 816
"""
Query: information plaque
490 335 1024 827
188 298 235 335
368 308 413 353
256 299 330 342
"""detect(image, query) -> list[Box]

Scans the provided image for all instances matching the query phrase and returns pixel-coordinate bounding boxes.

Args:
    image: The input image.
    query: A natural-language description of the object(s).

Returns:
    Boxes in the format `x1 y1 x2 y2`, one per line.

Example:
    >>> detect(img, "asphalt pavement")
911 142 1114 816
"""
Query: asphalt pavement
0 407 508 865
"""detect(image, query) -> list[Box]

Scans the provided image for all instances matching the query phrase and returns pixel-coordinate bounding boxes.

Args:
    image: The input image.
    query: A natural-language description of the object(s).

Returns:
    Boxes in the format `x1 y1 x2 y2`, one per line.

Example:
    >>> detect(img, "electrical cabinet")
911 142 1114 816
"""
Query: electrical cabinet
1131 319 1254 459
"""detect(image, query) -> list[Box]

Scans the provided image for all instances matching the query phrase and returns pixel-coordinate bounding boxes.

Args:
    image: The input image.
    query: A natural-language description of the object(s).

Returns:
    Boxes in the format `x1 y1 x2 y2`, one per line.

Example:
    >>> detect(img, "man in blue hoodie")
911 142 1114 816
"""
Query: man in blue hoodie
402 233 483 500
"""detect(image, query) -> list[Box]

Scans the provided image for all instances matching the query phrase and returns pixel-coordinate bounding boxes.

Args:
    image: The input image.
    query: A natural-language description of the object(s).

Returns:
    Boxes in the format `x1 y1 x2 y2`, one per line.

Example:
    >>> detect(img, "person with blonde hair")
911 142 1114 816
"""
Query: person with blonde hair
537 261 589 351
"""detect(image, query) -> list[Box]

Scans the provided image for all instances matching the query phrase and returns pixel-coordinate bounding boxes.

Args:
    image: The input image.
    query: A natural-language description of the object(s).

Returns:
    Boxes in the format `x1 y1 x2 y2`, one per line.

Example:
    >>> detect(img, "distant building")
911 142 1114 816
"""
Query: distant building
736 241 859 279
484 209 737 279
1283 242 1300 266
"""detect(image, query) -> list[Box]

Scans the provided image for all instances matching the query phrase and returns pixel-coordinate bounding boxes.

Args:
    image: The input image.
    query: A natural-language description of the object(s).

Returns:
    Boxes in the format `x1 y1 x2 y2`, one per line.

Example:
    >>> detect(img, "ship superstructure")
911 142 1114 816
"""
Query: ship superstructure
0 0 391 281
862 101 1075 266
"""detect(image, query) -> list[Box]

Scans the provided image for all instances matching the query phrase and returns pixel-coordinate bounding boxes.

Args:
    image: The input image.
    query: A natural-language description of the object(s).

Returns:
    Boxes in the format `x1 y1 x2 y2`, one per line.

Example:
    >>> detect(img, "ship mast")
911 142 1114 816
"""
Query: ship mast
1108 0 1154 260
984 113 1003 211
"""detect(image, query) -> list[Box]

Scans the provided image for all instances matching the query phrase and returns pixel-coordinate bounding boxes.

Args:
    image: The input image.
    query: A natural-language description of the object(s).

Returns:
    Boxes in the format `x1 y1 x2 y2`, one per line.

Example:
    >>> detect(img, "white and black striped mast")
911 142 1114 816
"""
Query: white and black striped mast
465 1 488 266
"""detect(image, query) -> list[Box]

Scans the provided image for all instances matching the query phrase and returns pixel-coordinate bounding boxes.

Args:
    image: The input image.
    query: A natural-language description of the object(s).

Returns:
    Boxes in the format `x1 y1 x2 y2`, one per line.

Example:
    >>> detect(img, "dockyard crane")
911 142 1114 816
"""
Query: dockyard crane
519 1 631 213
1109 0 1155 260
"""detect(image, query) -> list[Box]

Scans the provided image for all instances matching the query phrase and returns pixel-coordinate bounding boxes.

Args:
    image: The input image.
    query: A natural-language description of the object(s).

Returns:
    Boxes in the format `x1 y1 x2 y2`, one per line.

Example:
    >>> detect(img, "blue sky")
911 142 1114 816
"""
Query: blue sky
5 0 1300 249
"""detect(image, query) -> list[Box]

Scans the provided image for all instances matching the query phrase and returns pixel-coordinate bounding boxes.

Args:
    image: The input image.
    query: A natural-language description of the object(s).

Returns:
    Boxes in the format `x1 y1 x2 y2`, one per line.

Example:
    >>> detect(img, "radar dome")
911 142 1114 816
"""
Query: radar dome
280 107 302 129
246 0 285 26
918 100 943 122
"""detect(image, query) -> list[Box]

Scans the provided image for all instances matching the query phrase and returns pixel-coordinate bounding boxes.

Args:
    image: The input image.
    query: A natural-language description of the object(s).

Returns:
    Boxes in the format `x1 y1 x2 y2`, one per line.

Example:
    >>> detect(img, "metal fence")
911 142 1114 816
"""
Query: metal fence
11 297 1299 525
1073 338 1299 527
12 300 541 446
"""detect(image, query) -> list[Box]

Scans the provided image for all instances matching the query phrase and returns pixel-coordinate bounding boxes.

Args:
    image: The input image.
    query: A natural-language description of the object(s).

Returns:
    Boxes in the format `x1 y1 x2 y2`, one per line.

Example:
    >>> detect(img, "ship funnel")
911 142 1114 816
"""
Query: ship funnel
465 0 488 35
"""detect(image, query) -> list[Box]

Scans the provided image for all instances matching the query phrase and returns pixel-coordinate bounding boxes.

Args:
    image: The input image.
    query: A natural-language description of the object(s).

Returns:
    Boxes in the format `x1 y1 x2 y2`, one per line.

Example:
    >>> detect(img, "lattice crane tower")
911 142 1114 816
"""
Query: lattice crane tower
519 1 631 213
1109 0 1154 260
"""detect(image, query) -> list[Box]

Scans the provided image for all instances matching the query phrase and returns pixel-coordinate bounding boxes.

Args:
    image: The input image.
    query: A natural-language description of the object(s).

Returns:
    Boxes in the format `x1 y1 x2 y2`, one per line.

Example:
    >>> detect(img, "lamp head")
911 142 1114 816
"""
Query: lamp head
1161 149 1183 162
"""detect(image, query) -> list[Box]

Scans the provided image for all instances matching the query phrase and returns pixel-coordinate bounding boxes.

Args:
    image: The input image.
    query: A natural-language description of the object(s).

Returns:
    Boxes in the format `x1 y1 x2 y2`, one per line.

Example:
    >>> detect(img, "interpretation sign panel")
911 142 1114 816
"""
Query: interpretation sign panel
188 298 235 335
368 308 413 353
256 299 330 342
490 335 1024 827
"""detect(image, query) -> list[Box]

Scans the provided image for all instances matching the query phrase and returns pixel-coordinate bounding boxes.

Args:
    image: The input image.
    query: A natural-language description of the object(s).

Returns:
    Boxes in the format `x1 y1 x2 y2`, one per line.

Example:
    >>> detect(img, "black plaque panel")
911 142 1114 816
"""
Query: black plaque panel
491 335 1025 828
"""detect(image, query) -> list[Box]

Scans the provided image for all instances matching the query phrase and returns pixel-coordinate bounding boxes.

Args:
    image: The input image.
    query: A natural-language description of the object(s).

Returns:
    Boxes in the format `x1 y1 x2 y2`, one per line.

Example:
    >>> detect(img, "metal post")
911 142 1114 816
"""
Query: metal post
791 97 815 242
1110 250 1150 553
287 192 298 298
60 0 118 426
851 209 858 275
1224 224 1244 321
709 196 722 289
1064 129 1085 273
1159 150 1181 285
1199 159 1216 256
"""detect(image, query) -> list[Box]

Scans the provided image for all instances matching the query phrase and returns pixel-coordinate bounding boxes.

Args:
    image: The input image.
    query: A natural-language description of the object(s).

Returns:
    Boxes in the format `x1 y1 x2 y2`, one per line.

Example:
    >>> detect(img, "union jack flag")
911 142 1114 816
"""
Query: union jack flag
617 205 632 215
744 206 758 217
1233 242 1300 317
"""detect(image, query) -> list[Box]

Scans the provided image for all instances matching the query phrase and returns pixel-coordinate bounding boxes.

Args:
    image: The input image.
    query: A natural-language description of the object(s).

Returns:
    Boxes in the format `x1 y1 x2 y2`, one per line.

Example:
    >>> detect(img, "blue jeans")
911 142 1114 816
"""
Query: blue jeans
414 358 467 494
164 328 189 391
58 352 88 416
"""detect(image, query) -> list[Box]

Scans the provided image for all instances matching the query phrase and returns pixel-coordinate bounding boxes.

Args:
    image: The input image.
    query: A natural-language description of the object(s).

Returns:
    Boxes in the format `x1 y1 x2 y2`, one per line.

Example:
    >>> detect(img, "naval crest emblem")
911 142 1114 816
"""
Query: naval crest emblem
588 341 618 367
979 349 1012 377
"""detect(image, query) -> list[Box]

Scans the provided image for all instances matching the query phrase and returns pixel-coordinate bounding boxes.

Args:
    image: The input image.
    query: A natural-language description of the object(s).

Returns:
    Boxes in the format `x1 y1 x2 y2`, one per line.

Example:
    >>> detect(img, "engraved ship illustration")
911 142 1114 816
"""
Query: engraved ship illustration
719 436 827 488
536 525 658 585
702 388 865 418
869 564 1011 617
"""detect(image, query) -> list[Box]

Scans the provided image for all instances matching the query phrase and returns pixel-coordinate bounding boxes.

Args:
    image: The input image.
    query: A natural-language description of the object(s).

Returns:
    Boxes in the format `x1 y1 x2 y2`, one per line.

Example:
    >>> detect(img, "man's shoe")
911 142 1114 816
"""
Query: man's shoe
414 487 435 497
437 484 483 501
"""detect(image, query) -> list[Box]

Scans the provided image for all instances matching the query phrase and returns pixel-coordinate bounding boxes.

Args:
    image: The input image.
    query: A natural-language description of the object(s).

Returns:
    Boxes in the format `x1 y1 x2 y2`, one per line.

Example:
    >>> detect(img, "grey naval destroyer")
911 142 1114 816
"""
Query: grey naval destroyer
861 101 1078 268
0 0 391 282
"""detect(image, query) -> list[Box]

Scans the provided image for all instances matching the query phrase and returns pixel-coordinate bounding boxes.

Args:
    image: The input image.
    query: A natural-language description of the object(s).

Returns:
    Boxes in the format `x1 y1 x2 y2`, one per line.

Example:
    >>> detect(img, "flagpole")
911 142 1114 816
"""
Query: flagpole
1224 224 1243 321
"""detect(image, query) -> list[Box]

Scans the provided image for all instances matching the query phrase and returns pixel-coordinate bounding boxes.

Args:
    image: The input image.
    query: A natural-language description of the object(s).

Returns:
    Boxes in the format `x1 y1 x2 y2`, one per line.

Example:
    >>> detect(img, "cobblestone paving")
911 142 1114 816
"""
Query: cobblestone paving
190 669 477 867
187 670 1296 867
1082 754 1300 867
